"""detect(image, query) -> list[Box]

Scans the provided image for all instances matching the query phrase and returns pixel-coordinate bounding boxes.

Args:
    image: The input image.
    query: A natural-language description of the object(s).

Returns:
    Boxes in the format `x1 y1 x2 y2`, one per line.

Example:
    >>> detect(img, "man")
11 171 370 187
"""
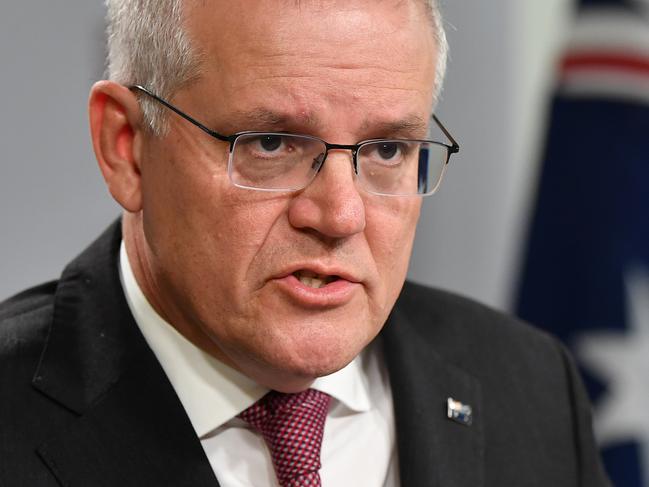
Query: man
0 0 609 486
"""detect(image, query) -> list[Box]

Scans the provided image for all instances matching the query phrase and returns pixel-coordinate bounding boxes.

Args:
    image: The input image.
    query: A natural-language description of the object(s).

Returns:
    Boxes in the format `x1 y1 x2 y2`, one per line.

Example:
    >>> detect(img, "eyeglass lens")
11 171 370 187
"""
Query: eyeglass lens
229 133 449 196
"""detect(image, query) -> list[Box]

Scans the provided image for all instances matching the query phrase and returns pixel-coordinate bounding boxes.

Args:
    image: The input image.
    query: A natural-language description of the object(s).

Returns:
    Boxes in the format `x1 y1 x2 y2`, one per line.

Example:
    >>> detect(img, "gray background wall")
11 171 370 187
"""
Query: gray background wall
0 1 118 300
0 1 570 310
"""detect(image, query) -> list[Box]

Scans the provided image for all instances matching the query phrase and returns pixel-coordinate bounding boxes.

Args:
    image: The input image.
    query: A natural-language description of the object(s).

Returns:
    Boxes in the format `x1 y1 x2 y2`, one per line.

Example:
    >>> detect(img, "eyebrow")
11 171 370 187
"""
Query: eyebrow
224 108 429 138
225 108 322 132
364 115 429 138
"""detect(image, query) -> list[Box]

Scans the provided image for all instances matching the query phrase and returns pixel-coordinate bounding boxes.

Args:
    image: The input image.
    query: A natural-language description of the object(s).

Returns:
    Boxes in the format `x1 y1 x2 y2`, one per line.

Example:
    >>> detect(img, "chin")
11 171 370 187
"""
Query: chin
263 331 367 390
263 360 349 393
217 303 384 391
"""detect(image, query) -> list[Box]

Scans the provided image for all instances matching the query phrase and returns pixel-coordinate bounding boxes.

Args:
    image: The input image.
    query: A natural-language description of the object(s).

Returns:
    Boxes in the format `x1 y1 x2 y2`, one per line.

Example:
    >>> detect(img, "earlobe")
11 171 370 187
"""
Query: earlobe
89 81 144 212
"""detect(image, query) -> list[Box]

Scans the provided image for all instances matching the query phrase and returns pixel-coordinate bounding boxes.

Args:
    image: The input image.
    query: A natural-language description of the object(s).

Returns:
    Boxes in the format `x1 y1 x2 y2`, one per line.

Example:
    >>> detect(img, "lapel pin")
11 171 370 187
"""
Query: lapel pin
447 397 473 426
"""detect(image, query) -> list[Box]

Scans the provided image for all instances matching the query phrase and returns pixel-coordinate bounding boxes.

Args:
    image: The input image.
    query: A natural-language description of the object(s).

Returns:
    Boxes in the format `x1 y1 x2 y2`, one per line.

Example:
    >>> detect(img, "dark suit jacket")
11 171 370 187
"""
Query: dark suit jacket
0 221 610 486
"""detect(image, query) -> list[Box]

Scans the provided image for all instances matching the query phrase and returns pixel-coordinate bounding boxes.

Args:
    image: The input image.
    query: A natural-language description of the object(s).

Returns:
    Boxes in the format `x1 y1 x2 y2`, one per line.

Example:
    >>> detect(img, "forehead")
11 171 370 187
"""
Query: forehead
183 0 437 133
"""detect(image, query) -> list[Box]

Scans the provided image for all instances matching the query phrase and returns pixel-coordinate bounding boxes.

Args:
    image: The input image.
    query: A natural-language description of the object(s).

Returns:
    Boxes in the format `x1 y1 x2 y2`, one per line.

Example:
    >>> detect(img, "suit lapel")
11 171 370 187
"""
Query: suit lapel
32 221 219 486
382 306 484 487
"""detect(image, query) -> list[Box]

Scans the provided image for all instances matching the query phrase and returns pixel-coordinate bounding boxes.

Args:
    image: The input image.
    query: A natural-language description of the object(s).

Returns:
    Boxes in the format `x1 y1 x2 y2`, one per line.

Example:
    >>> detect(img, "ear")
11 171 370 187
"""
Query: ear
89 81 145 212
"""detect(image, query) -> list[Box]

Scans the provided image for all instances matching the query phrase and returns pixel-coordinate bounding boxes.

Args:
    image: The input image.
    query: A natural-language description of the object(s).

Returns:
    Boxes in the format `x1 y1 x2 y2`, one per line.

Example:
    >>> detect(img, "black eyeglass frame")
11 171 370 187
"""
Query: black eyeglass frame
129 84 460 194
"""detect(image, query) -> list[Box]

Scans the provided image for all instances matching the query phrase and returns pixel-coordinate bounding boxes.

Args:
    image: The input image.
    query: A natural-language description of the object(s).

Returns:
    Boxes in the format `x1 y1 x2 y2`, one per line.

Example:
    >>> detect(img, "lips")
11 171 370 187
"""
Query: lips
279 264 360 286
271 265 361 308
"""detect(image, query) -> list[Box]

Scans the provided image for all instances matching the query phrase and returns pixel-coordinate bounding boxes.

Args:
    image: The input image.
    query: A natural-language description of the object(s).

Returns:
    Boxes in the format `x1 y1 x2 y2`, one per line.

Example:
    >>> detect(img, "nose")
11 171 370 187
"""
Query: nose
288 149 366 239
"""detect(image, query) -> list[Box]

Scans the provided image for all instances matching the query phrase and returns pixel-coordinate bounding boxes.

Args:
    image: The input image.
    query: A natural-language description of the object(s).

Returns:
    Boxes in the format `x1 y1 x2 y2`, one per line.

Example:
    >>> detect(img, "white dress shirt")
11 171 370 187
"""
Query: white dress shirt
119 242 400 486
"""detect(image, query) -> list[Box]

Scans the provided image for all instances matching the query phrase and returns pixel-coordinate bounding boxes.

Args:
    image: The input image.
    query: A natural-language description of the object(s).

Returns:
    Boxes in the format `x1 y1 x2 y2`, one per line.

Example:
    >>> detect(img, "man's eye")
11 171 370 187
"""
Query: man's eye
377 142 399 159
259 135 283 152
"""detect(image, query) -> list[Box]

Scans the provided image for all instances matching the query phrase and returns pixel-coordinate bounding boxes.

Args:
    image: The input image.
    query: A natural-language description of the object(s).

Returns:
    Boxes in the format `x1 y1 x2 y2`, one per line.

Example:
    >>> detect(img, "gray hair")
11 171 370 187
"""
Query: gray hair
105 0 448 135
426 0 449 100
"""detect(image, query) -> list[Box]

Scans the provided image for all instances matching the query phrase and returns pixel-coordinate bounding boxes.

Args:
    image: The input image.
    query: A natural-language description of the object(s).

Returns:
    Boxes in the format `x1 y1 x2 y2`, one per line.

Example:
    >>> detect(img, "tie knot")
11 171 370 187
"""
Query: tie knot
239 388 331 487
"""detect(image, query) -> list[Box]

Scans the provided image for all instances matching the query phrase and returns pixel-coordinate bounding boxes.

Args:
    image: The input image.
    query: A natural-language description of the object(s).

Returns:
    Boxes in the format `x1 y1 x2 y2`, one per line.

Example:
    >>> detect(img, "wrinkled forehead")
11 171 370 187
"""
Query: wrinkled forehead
181 0 438 135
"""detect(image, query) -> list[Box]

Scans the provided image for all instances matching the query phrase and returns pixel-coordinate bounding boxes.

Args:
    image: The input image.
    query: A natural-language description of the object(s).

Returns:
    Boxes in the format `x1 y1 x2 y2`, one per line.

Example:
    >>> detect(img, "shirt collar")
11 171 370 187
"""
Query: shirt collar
118 241 371 438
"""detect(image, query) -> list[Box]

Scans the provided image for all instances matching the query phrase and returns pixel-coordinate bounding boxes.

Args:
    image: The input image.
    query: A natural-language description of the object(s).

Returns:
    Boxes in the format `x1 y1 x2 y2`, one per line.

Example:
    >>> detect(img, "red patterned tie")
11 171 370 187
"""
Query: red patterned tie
239 388 331 487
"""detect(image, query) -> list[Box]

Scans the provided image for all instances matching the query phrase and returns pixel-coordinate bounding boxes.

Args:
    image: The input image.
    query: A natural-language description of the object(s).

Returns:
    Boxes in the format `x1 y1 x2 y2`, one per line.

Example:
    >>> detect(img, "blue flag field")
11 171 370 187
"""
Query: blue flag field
517 0 649 485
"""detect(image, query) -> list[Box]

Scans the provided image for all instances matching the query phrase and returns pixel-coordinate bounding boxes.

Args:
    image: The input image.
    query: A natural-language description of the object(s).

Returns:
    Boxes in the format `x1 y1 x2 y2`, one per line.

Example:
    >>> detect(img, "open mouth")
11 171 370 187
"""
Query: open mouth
292 270 340 289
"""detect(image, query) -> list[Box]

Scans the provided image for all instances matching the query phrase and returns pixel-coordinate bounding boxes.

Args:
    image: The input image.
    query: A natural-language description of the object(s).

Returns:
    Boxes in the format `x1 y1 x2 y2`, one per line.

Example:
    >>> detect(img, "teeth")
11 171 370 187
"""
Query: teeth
298 276 327 289
294 271 338 289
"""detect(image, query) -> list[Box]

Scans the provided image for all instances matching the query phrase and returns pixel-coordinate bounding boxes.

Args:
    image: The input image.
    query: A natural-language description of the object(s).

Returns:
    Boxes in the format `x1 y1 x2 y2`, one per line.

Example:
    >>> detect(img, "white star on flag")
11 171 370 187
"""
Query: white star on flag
575 266 649 480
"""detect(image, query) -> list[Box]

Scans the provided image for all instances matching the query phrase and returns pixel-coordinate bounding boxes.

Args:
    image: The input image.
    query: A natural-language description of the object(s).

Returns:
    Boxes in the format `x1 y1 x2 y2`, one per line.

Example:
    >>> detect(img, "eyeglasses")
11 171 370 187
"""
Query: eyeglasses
130 85 459 196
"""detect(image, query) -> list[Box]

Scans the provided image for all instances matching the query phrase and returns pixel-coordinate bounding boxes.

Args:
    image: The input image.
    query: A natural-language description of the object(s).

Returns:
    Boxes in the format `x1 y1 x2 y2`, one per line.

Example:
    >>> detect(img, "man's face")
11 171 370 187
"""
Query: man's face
135 0 438 391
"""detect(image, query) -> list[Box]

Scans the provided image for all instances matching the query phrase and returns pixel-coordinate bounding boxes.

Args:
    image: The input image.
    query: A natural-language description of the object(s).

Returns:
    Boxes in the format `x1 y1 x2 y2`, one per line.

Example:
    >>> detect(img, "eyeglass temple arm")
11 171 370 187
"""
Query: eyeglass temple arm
130 85 459 158
129 85 230 142
432 114 459 154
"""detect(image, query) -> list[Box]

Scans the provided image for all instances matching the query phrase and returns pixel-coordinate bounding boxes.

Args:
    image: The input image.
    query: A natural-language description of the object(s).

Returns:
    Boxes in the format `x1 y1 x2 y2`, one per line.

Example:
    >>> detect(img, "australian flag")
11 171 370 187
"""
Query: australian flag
516 0 649 485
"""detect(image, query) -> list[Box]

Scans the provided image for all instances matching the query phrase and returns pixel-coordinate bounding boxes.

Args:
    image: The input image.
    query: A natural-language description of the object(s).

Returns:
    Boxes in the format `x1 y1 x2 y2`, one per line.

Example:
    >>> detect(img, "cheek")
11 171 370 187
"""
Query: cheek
366 198 421 289
139 131 228 234
207 199 288 288
139 137 288 299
